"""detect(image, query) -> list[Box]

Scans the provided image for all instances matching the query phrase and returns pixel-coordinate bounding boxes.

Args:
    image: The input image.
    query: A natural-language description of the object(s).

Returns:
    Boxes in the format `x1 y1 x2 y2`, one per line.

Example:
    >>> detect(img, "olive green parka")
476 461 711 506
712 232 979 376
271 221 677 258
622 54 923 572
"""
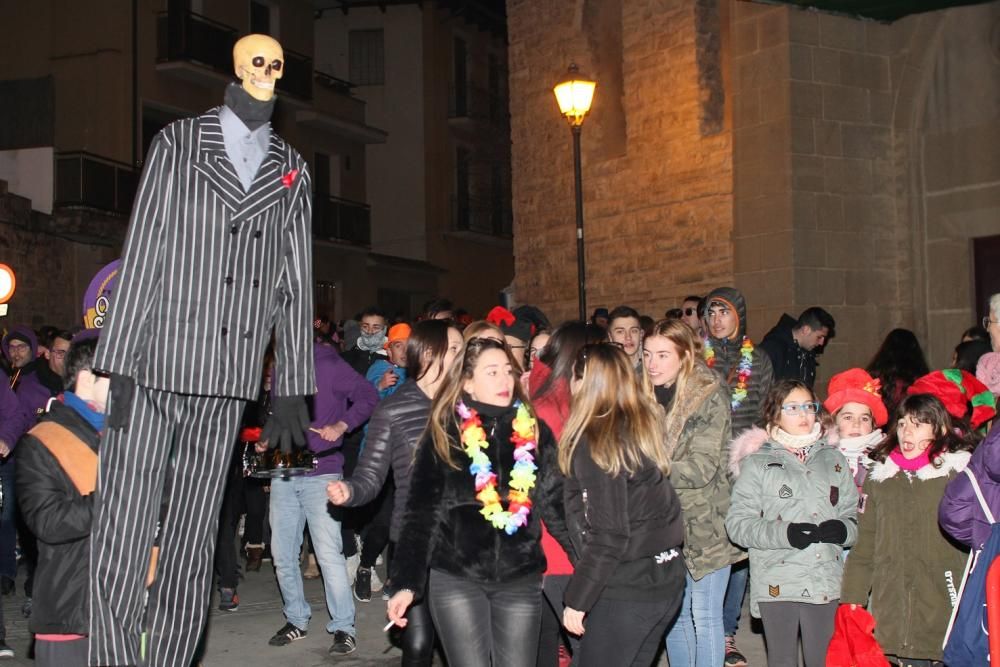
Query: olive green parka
662 361 743 580
840 450 971 661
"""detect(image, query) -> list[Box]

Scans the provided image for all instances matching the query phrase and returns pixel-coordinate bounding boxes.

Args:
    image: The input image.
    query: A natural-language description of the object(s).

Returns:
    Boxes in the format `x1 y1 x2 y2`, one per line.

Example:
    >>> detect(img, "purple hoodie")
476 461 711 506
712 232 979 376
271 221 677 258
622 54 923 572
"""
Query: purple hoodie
307 342 378 476
0 370 30 449
939 424 1000 549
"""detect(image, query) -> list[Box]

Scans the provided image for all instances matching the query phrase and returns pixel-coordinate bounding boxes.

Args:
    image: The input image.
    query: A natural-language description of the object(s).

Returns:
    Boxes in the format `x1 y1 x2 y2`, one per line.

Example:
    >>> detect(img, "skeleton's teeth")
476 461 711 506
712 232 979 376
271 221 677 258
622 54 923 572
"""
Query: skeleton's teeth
252 80 275 90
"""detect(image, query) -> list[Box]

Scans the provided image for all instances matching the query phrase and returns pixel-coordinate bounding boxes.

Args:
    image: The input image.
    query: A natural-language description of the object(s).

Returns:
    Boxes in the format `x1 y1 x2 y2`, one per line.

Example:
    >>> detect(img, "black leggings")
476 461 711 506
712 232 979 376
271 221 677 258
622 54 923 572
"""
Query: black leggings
400 595 436 667
388 542 436 666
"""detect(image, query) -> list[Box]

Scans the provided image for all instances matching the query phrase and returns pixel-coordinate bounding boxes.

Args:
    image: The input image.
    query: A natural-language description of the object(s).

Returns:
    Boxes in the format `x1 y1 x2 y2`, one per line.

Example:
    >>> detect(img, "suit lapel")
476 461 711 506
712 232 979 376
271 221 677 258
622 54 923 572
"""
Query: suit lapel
237 134 289 220
193 110 243 213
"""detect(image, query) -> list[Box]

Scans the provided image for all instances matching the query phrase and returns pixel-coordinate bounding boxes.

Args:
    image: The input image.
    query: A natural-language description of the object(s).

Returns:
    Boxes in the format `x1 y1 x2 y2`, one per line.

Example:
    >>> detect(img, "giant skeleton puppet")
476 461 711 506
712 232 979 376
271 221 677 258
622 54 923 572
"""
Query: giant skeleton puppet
89 35 314 667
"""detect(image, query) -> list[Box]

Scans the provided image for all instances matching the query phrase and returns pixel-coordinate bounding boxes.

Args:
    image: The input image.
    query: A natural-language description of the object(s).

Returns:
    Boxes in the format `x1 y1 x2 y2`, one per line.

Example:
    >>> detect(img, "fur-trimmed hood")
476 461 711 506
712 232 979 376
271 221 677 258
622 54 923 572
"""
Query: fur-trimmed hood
663 361 724 460
869 450 971 482
728 426 840 478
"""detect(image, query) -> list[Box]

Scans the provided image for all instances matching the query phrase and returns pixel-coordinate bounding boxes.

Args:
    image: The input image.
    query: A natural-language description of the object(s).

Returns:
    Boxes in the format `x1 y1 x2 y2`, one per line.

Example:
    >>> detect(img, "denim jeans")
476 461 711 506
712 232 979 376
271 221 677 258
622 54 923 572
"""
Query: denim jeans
665 564 731 667
270 473 355 635
723 559 749 637
428 568 542 667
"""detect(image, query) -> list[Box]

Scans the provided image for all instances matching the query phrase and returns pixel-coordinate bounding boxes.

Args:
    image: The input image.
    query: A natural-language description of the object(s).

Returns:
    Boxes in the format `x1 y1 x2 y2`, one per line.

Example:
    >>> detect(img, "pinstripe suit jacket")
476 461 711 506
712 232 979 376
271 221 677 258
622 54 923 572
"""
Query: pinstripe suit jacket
94 108 316 400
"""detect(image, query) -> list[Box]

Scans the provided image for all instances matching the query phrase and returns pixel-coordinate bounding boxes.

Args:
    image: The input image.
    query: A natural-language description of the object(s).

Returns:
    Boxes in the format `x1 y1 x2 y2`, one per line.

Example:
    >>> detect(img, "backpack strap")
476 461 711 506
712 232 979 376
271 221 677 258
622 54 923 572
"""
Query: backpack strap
963 468 996 524
28 421 98 495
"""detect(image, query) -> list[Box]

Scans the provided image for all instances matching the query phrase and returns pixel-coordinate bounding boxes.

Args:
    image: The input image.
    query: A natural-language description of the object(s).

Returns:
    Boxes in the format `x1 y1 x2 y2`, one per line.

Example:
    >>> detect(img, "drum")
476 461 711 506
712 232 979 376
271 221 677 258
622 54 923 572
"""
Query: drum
245 448 317 479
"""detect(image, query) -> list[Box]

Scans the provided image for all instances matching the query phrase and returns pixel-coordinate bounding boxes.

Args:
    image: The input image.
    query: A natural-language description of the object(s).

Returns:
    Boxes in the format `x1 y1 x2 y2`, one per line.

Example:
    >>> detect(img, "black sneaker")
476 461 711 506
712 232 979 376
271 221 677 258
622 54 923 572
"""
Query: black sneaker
329 631 356 655
218 588 239 612
724 636 748 666
0 640 13 658
268 622 307 646
354 567 372 602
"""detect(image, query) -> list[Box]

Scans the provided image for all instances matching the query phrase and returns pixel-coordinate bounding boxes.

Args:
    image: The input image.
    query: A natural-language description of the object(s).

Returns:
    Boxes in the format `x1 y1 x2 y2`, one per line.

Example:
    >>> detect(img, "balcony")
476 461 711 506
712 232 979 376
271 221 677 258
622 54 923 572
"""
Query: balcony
451 194 512 239
313 195 371 247
55 152 136 216
156 11 313 101
448 83 510 128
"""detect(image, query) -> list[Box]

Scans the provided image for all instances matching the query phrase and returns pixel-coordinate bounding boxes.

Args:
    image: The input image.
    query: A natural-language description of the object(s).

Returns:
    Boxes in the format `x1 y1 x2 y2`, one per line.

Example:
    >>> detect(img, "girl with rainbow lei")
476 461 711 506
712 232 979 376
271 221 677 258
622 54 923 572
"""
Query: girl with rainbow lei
387 336 571 667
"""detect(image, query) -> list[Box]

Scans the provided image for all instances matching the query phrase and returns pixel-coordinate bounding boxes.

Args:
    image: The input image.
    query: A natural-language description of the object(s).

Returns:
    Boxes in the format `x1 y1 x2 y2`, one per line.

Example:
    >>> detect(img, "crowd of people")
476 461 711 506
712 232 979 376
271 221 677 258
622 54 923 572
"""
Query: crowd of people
1 290 999 666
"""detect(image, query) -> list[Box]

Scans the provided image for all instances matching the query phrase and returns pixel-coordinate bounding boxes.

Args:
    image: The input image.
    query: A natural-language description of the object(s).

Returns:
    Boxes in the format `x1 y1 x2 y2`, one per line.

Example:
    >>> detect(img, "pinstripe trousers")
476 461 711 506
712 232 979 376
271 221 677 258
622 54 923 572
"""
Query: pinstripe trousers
89 386 244 667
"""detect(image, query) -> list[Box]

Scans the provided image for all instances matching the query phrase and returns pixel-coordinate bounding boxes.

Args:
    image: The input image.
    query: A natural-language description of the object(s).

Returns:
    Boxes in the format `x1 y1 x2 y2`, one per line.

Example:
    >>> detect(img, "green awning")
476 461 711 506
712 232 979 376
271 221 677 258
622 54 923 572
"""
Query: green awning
756 0 993 22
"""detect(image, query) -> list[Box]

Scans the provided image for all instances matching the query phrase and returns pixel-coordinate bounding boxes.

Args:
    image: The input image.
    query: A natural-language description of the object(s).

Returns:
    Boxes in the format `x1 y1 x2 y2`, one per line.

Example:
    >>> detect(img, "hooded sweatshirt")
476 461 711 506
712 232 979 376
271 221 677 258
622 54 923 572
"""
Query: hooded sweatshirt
703 287 775 439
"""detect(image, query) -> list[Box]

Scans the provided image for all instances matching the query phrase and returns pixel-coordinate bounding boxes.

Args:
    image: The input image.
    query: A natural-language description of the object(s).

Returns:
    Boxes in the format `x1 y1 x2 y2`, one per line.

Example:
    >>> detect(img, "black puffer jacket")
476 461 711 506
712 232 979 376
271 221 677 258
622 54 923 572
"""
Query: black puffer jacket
563 437 685 612
391 398 570 596
343 380 431 542
759 313 818 388
15 401 97 635
704 287 774 438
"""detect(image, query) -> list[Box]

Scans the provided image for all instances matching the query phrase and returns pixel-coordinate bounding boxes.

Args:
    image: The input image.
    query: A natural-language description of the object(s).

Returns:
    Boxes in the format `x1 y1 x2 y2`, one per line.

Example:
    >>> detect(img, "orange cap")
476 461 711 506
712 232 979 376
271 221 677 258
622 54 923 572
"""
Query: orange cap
384 323 412 349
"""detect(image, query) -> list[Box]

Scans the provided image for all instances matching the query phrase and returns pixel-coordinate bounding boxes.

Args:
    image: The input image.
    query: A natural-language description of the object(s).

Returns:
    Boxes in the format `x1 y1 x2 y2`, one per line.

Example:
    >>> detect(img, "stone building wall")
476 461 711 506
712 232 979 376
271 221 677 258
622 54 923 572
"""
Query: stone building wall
507 0 1000 389
507 0 735 323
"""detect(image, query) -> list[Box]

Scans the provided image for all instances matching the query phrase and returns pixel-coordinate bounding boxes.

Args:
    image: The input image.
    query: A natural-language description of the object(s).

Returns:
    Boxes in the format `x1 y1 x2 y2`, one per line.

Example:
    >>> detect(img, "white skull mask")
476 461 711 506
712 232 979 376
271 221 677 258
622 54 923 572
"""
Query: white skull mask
233 34 284 101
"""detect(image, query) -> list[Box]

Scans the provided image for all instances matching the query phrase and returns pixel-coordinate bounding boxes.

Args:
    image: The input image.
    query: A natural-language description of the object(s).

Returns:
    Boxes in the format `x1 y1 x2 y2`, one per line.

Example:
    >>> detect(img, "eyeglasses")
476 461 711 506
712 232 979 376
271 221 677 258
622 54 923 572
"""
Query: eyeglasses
984 317 999 329
780 402 820 415
50 350 68 358
6 342 29 352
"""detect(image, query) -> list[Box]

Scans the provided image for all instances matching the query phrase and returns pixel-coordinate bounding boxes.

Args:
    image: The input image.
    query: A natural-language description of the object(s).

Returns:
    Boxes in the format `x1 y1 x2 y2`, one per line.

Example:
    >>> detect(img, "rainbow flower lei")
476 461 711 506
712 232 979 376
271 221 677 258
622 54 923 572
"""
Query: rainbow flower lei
704 336 755 411
457 400 538 535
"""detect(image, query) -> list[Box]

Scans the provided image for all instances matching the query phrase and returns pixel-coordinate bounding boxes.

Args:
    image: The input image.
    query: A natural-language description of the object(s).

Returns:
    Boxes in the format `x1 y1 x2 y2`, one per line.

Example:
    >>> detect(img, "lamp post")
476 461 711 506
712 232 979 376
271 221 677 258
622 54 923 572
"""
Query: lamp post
553 64 596 322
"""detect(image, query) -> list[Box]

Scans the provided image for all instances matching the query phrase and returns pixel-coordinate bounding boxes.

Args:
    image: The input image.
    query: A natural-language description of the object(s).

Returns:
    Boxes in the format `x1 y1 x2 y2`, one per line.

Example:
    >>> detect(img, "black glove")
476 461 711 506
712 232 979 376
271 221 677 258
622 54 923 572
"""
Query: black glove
817 519 848 545
787 522 820 550
107 374 136 431
260 395 310 454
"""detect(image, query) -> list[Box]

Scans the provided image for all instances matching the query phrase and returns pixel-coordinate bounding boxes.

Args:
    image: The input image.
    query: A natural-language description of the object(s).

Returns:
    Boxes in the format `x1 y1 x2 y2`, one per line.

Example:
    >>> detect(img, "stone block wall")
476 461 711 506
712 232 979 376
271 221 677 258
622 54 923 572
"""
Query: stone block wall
733 3 914 382
507 0 735 323
0 180 121 330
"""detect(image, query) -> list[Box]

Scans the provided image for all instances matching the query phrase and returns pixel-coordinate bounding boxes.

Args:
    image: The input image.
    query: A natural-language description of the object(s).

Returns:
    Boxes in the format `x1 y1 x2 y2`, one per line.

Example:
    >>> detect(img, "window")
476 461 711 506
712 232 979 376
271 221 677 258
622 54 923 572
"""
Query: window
349 30 384 86
453 37 467 116
488 53 501 121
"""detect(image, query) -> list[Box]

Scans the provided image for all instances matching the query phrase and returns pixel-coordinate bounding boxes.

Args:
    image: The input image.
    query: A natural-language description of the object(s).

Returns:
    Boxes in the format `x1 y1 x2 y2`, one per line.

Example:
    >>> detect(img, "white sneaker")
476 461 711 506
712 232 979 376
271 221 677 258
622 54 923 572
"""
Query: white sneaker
345 553 360 583
370 567 384 592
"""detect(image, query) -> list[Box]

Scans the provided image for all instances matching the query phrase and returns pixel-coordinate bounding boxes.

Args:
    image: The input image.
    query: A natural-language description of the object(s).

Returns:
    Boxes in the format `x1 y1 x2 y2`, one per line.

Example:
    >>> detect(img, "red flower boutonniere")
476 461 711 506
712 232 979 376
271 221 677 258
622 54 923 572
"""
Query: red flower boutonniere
281 169 299 188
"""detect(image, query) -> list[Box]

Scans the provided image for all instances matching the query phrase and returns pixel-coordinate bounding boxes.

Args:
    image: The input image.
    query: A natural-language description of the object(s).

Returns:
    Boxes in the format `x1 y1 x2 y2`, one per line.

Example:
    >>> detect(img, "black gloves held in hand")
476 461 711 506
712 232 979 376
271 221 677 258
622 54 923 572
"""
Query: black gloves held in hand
817 519 848 545
107 374 136 431
787 520 848 549
261 395 310 453
787 523 820 549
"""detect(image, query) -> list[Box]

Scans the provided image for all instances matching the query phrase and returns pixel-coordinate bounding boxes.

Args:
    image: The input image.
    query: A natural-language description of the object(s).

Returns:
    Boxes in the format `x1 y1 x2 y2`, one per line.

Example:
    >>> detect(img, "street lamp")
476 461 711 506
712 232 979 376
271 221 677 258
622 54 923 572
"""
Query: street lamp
553 64 596 322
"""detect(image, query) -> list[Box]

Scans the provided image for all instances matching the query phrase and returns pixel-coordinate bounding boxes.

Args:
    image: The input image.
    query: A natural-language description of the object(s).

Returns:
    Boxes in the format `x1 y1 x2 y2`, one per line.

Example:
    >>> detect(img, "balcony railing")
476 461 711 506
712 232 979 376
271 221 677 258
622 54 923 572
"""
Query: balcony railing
55 152 136 215
313 195 371 246
157 10 237 75
314 71 355 97
452 194 512 238
156 11 314 100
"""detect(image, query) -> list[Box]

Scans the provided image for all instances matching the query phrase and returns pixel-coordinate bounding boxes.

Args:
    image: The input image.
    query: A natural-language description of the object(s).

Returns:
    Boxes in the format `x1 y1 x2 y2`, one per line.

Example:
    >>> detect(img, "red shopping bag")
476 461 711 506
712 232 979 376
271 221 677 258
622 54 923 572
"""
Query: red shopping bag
826 604 890 667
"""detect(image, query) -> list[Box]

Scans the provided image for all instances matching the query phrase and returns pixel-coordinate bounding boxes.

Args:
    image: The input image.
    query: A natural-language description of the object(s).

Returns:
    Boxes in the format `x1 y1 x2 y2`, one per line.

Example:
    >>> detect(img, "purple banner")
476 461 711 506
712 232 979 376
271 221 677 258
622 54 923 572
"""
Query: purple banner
82 259 121 329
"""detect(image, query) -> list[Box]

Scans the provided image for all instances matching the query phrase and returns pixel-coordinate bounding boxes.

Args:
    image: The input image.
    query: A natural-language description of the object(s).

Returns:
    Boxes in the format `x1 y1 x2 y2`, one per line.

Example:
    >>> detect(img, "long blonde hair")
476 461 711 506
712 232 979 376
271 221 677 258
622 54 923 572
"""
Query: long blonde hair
641 319 702 420
426 336 536 469
559 343 670 477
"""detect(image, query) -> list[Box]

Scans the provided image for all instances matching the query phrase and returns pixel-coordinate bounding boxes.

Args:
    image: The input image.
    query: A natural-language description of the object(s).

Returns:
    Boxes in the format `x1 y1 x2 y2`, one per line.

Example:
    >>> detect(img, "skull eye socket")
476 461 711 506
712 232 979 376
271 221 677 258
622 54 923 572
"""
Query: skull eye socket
252 56 266 67
270 60 283 72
